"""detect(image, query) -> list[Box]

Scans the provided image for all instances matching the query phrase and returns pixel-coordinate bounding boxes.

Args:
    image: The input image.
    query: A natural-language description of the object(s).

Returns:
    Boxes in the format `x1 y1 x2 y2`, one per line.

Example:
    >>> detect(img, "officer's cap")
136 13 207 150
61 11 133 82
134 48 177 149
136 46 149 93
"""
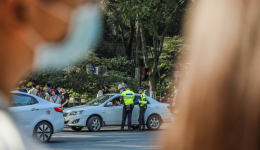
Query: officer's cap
137 87 144 91
125 85 130 88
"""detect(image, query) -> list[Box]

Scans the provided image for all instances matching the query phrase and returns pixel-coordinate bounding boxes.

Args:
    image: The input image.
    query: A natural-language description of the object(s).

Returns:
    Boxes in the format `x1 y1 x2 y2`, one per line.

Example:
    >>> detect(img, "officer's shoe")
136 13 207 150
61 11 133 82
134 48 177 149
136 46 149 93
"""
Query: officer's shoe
135 129 142 132
142 128 146 131
120 128 124 132
128 128 132 132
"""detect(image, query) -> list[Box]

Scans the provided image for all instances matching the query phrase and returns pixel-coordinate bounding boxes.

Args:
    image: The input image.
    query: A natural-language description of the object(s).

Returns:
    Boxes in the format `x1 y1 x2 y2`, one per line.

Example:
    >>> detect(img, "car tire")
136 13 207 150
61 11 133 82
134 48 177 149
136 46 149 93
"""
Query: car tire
87 116 101 132
146 115 161 130
131 125 139 130
33 122 53 142
71 126 83 131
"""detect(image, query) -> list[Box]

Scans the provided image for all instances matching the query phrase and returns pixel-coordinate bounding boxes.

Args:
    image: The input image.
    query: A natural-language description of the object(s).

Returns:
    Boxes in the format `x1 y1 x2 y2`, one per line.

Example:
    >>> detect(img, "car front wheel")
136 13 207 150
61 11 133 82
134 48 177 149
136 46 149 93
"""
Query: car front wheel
147 115 161 130
87 116 101 132
33 122 53 142
71 126 83 131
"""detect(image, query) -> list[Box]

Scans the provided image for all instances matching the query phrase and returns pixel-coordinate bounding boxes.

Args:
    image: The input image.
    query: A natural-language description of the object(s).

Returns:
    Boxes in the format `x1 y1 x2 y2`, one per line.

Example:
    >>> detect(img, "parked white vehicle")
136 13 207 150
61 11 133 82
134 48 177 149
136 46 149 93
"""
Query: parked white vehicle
8 91 64 142
63 94 172 131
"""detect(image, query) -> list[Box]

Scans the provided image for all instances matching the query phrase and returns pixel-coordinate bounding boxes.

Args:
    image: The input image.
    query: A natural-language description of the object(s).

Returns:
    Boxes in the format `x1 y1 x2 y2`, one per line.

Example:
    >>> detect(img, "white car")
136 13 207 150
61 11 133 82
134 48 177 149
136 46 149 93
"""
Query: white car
63 94 172 131
8 91 64 142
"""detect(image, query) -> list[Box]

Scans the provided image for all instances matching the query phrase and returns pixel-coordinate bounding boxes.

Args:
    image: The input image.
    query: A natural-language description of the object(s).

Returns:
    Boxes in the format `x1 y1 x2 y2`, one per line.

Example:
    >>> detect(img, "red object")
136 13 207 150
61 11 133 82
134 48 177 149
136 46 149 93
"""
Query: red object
167 106 171 110
54 107 63 113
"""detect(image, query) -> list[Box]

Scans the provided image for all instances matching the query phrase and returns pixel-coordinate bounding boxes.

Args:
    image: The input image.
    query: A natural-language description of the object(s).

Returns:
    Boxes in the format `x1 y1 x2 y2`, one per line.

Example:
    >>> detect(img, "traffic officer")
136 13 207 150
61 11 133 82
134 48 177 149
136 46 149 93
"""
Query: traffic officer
120 85 135 132
135 87 147 131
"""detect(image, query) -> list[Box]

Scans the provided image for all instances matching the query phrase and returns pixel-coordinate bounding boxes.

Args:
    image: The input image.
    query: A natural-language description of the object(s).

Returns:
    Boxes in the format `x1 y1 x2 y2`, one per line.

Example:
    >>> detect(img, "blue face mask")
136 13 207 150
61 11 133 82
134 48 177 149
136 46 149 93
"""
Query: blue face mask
33 4 102 69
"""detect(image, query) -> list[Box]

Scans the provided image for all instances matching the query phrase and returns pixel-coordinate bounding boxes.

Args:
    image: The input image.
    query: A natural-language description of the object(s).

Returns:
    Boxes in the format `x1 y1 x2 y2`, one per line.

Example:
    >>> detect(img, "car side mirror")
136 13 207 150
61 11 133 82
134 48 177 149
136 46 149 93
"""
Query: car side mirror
107 102 113 106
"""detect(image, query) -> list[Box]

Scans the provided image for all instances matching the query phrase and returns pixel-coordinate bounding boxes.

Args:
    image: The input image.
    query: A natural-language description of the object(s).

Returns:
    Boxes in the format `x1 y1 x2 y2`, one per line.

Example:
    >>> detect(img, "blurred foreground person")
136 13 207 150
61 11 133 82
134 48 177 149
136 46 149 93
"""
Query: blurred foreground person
164 0 260 150
0 0 101 149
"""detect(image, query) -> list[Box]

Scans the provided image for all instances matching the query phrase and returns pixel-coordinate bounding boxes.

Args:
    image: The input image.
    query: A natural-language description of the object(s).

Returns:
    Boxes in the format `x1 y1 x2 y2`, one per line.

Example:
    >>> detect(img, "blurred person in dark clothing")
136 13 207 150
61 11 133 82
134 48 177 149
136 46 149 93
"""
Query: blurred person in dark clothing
45 83 51 94
0 0 101 149
103 85 110 95
17 84 27 93
60 87 69 110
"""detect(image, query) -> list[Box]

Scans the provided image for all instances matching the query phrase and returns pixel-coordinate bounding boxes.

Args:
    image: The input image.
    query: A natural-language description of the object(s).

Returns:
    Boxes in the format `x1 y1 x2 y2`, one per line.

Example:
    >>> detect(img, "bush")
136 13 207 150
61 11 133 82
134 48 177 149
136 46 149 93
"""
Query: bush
24 70 143 100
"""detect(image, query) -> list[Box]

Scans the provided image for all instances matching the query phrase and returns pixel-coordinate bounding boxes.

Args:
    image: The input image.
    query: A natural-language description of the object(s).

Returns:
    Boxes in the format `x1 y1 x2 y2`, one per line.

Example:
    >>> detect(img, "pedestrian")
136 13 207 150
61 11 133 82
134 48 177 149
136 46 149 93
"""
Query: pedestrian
92 66 96 73
103 85 110 95
45 83 51 94
118 80 127 93
54 85 61 96
60 87 69 110
97 87 104 97
36 85 45 99
28 84 38 96
49 89 62 104
17 84 27 93
120 85 135 132
135 87 147 132
45 90 51 101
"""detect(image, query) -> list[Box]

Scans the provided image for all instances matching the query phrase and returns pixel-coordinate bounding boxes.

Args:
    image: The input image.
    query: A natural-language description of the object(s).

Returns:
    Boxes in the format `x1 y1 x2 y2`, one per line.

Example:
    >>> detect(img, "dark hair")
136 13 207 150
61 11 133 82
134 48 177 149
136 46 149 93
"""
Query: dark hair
61 86 66 89
100 87 105 90
46 83 50 87
123 80 127 84
19 84 25 88
105 85 109 88
38 85 44 92
31 84 36 88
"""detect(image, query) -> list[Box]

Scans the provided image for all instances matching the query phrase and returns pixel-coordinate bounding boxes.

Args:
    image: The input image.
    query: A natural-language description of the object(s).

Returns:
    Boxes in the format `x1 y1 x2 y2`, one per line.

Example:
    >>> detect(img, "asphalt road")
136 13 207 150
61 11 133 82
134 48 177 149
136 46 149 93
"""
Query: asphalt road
41 123 172 150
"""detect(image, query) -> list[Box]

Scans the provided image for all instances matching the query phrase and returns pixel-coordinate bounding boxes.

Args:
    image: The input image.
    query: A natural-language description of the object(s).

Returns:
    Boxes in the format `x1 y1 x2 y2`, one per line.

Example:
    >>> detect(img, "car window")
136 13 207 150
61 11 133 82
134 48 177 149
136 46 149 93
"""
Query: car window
86 95 114 106
12 94 36 106
106 97 122 106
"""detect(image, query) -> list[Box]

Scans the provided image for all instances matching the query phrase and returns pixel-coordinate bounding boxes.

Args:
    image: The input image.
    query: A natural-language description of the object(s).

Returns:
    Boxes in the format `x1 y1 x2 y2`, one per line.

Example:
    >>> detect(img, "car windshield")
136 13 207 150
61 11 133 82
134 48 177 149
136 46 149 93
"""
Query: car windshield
86 95 114 106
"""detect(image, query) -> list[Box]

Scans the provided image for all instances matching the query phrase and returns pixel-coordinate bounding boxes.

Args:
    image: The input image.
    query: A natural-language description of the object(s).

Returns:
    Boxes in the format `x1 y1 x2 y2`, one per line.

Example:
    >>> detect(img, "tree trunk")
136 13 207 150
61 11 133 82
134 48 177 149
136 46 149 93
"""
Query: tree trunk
135 23 142 80
135 24 141 67
139 23 149 68
113 31 119 56
149 35 159 99
149 73 157 99
125 18 135 58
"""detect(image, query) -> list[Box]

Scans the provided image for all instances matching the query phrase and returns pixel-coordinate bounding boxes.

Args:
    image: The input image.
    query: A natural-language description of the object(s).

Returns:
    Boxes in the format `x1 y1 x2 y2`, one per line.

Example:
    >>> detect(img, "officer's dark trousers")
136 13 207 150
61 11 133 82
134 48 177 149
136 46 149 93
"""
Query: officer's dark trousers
138 106 146 129
121 107 133 129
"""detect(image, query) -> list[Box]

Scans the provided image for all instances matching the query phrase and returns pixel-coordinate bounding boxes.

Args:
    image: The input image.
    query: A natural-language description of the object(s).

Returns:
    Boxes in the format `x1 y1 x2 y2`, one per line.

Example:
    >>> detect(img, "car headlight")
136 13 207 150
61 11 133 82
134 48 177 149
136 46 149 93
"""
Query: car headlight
69 110 85 116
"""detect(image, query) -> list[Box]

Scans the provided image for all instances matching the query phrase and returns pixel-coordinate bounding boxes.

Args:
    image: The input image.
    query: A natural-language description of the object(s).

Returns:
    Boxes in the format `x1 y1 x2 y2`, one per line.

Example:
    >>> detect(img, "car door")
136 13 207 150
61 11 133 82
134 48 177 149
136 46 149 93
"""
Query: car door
8 94 42 135
105 96 123 125
144 97 152 123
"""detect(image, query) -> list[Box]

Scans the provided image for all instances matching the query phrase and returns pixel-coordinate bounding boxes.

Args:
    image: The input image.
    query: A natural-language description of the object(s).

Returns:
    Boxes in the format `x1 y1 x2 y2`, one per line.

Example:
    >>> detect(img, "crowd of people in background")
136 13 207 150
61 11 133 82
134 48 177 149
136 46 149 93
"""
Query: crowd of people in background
17 83 69 110
97 85 110 97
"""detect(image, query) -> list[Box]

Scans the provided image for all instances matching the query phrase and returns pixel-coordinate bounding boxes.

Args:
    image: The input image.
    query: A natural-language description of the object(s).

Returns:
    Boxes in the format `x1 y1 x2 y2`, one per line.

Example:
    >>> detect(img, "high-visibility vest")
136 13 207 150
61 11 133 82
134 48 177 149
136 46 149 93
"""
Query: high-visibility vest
121 89 135 105
139 93 147 106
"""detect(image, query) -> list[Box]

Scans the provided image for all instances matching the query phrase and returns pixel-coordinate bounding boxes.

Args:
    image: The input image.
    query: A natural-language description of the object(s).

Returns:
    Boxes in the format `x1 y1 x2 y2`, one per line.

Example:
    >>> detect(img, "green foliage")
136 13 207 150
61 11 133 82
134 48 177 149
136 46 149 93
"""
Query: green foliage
24 70 142 99
101 56 134 75
159 36 187 91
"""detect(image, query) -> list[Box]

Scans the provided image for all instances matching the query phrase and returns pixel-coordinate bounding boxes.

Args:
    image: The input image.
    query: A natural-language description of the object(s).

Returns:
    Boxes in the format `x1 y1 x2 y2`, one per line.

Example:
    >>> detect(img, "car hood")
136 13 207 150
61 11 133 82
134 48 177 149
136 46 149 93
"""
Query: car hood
64 105 99 113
